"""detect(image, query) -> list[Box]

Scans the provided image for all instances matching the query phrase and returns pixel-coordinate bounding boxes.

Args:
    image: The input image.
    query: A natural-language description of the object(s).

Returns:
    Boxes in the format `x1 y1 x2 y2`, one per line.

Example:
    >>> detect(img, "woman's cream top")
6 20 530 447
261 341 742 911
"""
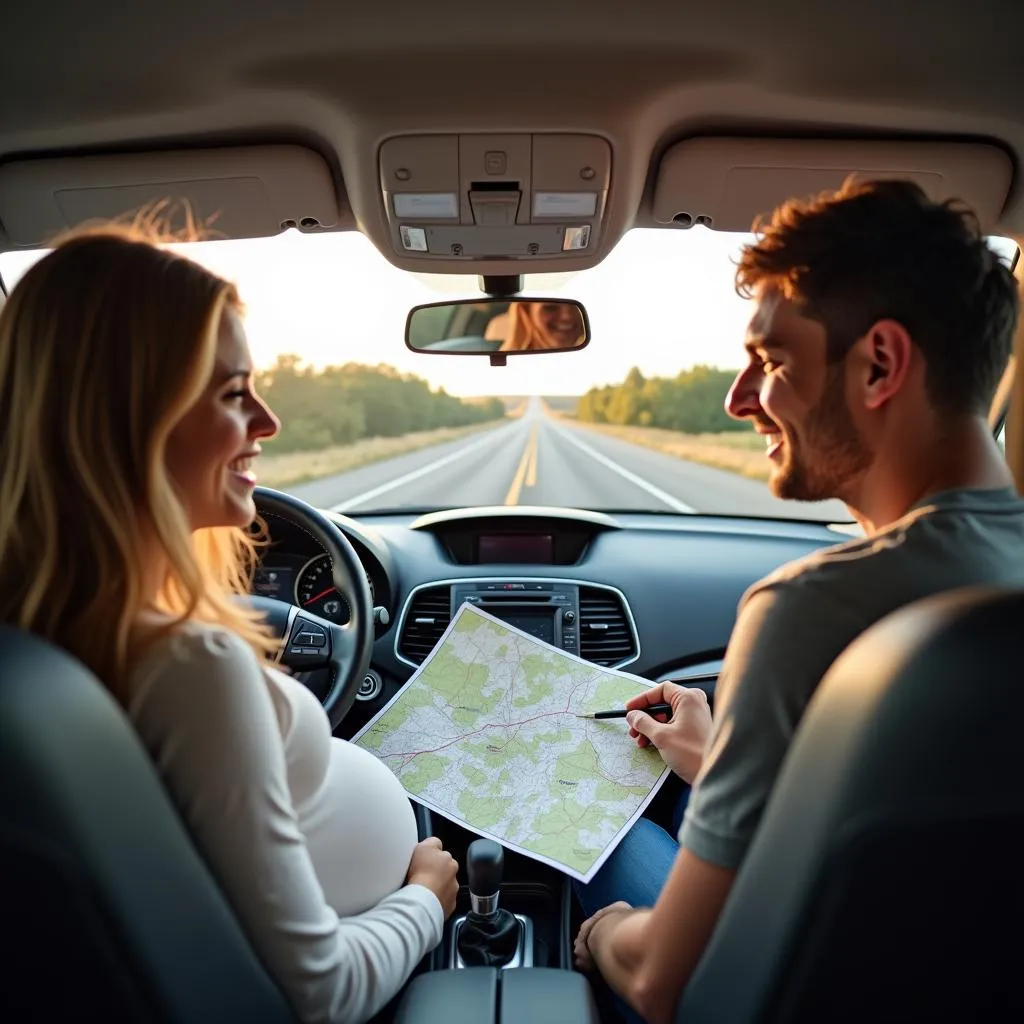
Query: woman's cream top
128 622 441 1024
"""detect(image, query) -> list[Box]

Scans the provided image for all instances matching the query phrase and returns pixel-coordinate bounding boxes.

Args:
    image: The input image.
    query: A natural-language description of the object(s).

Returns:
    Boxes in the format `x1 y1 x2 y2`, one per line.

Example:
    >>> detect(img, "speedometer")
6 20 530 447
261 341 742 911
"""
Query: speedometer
295 553 375 624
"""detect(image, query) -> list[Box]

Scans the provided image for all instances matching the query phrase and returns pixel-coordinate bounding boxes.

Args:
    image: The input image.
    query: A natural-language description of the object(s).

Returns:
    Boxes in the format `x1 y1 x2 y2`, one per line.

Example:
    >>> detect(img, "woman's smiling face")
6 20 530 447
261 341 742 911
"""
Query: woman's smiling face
165 307 280 530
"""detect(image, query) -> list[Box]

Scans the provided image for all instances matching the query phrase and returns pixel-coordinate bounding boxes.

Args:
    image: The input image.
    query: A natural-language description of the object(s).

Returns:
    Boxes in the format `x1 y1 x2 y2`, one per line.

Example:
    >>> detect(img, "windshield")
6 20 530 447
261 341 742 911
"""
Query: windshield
1 228 1017 522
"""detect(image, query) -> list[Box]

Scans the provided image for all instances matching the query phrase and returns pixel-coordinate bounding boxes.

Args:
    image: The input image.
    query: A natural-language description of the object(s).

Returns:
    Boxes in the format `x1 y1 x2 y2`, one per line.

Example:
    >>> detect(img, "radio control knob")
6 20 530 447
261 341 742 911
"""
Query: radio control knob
563 610 576 624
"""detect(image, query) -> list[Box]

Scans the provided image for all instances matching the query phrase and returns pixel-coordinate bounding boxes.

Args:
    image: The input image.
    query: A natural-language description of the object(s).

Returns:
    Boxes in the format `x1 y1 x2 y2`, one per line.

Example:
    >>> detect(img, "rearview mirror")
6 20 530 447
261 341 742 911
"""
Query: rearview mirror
405 298 590 357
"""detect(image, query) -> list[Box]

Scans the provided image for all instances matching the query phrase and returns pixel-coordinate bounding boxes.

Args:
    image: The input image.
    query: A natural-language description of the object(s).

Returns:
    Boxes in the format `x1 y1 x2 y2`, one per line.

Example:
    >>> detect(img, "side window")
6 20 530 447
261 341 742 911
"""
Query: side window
998 422 1007 454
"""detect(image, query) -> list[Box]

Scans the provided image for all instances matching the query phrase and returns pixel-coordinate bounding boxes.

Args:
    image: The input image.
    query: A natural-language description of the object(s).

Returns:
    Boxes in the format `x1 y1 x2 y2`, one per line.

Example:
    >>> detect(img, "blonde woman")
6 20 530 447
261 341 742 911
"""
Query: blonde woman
0 225 458 1024
486 301 585 351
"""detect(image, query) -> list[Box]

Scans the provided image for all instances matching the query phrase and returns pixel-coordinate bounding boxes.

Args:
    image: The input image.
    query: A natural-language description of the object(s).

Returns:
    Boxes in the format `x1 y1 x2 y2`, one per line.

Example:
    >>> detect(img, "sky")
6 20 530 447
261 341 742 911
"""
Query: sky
0 228 1017 398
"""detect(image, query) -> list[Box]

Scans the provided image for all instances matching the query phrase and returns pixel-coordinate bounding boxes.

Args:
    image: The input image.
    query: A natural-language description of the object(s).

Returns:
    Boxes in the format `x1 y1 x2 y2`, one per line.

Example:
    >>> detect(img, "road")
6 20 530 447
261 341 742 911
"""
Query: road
289 398 851 522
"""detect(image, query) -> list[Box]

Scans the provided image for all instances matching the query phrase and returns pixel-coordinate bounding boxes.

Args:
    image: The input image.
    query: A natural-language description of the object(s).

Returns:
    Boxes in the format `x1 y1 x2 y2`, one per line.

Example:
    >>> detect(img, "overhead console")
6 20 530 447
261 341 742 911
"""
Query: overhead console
379 133 611 263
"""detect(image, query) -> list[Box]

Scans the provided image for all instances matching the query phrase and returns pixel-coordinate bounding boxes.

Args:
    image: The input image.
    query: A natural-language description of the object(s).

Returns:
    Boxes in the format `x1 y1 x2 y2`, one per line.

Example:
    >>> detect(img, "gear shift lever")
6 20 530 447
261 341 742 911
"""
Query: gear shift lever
455 839 522 968
467 838 503 916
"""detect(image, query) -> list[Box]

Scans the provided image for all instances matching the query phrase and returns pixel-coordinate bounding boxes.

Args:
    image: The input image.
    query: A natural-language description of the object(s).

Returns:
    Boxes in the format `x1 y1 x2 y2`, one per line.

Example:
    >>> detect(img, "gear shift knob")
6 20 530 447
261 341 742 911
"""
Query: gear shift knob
466 839 503 916
456 839 525 968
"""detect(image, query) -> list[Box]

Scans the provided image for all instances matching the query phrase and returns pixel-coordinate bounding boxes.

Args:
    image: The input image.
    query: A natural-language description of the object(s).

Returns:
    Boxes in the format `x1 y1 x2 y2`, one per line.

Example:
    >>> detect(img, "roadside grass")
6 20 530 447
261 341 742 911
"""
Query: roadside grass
257 421 503 489
562 420 770 481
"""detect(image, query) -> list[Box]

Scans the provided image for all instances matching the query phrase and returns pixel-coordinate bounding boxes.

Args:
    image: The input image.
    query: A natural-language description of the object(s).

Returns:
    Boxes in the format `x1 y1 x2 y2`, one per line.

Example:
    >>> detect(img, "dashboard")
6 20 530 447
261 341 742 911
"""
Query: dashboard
256 505 849 737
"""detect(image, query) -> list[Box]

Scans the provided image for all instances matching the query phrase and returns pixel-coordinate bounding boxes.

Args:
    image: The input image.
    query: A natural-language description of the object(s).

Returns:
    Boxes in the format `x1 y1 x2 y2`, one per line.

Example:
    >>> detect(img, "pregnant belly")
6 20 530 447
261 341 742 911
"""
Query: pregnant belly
301 739 419 917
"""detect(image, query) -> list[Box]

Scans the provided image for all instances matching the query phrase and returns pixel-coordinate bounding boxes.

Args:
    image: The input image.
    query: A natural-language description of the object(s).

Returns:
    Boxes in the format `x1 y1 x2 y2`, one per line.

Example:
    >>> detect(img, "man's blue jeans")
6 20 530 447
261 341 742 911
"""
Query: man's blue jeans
571 787 692 1022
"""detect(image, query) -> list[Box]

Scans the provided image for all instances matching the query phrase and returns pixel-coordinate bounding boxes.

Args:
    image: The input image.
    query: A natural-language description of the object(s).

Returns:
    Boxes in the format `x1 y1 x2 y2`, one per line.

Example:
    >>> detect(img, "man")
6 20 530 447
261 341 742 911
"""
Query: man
574 177 1024 1024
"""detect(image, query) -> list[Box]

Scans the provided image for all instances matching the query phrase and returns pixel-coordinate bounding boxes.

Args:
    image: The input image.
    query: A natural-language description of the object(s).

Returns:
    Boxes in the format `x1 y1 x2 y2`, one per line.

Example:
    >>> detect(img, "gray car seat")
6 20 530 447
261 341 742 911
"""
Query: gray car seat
0 624 295 1023
678 585 1024 1023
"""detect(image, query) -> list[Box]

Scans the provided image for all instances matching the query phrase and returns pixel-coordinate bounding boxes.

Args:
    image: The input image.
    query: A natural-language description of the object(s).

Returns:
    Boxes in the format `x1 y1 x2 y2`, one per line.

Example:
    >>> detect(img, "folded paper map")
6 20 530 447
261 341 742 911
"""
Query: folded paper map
351 602 671 881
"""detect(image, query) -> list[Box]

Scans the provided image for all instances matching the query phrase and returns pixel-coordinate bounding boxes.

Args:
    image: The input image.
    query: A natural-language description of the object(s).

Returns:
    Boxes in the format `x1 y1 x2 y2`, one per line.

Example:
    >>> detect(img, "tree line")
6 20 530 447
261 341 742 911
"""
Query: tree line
255 355 506 453
574 365 743 433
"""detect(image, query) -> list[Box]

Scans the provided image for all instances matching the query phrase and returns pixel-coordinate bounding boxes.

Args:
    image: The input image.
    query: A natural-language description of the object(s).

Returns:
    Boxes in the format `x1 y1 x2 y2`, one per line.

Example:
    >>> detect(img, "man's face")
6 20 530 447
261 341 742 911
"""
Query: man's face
725 288 872 502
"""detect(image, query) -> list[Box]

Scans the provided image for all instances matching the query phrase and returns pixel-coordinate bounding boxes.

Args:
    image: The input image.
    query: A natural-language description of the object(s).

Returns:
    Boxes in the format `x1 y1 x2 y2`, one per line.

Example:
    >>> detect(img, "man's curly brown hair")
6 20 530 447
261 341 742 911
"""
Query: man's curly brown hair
735 176 1019 416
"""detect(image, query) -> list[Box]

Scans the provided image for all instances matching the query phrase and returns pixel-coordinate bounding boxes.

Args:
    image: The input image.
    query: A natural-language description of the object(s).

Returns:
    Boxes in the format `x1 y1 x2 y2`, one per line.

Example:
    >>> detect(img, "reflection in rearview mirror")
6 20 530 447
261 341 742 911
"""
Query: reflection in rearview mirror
406 298 590 356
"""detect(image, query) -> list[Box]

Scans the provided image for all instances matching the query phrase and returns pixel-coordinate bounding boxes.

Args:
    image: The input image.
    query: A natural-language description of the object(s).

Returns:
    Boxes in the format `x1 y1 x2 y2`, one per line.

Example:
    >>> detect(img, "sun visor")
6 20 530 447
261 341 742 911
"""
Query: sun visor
652 138 1013 233
0 145 343 248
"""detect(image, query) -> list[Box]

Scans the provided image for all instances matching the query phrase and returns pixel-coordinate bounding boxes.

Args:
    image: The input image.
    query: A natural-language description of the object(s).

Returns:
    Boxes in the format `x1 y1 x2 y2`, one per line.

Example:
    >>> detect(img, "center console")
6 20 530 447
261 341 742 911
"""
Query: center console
396 967 598 1024
397 835 599 1024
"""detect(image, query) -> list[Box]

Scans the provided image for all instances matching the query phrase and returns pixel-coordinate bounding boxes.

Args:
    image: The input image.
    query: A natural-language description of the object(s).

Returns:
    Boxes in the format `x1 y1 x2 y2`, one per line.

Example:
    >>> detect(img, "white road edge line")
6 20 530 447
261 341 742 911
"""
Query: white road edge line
550 422 697 514
327 420 520 512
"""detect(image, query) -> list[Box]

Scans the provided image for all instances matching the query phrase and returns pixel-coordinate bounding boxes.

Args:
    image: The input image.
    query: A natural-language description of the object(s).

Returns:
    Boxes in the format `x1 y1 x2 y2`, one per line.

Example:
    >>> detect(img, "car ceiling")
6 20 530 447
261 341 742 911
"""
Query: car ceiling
1 0 1023 269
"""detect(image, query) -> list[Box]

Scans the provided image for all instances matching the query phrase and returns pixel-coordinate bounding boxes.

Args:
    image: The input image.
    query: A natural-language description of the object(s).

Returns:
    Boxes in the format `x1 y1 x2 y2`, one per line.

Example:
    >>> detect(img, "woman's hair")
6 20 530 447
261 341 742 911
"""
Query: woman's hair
0 217 278 701
496 304 536 351
498 302 572 352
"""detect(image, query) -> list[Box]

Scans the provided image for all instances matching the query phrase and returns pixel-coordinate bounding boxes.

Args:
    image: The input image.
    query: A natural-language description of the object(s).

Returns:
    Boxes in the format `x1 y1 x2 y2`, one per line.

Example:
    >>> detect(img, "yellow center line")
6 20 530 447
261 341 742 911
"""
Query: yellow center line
504 421 539 504
525 424 539 487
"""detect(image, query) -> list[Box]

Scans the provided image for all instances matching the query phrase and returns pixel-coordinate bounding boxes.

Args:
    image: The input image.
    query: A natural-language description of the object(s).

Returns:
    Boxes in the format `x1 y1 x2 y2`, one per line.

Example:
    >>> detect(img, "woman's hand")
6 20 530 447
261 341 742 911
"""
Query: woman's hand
407 837 459 918
625 682 712 783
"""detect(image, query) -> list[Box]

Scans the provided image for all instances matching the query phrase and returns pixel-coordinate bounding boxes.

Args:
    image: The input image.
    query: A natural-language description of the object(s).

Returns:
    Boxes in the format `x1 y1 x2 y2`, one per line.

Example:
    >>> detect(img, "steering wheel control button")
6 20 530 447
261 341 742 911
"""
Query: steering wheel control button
356 670 384 701
285 618 331 663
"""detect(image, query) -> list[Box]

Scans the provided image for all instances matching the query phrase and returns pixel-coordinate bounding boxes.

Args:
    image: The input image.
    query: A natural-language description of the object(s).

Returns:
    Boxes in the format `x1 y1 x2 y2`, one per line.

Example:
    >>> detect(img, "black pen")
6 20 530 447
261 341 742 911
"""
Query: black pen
575 702 674 721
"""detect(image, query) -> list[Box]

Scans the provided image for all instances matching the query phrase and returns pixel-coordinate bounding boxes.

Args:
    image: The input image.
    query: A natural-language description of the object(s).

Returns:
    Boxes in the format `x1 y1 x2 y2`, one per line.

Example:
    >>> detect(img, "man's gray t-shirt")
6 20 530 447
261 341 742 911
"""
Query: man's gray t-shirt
679 485 1024 870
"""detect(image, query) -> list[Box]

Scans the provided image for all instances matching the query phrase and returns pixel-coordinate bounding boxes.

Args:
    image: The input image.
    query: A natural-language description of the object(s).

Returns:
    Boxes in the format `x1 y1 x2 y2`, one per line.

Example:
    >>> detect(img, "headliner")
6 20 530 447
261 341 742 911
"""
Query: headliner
1 0 1022 249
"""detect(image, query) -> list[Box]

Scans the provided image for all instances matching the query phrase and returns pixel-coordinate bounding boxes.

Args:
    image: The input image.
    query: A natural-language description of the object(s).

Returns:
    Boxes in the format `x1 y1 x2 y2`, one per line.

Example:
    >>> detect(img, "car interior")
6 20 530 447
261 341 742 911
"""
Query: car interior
2 2 1024 1021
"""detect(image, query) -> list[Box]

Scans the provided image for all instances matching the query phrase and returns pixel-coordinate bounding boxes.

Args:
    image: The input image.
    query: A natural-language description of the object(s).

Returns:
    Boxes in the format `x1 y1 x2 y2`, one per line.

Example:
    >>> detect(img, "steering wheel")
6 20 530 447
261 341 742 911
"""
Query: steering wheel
250 486 374 729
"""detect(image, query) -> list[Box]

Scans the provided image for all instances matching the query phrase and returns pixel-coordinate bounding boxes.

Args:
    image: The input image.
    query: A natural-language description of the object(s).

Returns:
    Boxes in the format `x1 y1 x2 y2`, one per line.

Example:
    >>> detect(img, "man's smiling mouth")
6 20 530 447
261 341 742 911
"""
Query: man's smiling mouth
756 428 784 460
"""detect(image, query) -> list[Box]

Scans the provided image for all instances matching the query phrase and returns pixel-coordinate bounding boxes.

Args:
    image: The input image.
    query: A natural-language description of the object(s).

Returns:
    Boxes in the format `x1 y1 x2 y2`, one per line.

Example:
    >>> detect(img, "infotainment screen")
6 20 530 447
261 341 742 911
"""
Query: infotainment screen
477 533 554 564
500 613 556 645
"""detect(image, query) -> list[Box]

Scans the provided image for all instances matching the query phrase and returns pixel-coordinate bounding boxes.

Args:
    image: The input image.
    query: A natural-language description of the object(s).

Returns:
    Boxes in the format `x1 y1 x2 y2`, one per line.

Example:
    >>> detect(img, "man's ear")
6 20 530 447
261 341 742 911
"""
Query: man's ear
855 319 914 410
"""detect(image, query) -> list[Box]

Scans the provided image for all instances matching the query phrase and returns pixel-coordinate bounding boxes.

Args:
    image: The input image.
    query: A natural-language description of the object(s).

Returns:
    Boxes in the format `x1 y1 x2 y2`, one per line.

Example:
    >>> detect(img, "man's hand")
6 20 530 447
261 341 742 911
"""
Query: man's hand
625 682 712 782
573 901 632 971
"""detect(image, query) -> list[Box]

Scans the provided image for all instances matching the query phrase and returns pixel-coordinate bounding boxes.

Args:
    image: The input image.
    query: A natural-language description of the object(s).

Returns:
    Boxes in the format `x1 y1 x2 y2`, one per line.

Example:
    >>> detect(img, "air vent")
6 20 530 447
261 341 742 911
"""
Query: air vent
578 586 637 667
398 585 452 664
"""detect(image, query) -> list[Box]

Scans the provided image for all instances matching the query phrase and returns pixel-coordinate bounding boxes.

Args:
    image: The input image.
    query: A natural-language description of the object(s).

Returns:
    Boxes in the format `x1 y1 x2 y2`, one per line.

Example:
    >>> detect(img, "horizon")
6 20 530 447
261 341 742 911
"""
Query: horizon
0 226 761 398
0 228 1016 399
